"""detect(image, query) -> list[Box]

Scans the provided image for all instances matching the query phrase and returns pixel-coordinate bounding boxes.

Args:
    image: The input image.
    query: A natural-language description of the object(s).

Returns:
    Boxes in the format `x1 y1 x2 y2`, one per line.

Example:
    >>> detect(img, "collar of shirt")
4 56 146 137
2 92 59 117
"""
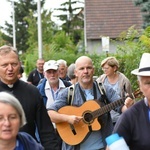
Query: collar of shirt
144 97 150 122
45 78 66 90
144 97 149 107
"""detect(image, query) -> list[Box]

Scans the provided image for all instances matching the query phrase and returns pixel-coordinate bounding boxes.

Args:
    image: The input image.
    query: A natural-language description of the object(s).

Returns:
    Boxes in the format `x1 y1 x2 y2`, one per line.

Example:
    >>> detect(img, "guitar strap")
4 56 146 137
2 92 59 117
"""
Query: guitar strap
68 84 75 105
96 81 109 105
67 82 107 149
78 83 97 102
78 84 86 102
68 82 107 105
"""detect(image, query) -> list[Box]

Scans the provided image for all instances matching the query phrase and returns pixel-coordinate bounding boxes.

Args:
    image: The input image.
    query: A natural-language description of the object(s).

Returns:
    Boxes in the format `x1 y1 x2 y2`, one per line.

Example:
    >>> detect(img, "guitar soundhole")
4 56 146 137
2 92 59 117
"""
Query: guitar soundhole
83 111 93 124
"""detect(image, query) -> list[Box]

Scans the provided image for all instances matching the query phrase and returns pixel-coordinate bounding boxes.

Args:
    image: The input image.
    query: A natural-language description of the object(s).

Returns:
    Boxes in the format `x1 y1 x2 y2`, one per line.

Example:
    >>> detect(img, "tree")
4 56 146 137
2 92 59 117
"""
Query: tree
24 9 57 51
115 26 150 90
55 0 84 44
1 0 45 52
0 31 8 46
134 0 150 28
23 8 77 74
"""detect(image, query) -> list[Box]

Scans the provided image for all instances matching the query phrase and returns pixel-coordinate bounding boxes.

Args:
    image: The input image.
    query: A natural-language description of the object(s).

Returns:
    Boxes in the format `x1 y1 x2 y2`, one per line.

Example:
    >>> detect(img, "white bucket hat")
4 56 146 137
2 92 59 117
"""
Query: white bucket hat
131 53 150 76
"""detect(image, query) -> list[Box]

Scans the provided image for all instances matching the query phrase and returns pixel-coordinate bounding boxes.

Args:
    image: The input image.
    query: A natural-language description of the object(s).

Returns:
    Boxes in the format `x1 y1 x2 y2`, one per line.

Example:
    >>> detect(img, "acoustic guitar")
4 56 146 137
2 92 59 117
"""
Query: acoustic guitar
56 89 143 145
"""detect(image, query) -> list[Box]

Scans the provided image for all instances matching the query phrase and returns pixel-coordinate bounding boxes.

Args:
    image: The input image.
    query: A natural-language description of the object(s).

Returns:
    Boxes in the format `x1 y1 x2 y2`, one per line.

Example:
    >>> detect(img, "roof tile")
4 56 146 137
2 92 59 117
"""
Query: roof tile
85 0 143 39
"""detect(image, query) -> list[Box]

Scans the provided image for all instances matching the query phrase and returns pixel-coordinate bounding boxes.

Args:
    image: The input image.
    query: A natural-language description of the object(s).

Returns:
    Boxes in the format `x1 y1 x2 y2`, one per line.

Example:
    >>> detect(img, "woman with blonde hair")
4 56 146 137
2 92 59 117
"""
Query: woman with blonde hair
97 56 134 125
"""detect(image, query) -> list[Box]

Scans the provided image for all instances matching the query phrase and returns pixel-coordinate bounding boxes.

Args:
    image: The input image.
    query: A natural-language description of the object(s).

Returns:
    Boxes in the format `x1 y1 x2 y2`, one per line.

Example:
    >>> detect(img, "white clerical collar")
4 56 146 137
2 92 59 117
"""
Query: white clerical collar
7 84 13 88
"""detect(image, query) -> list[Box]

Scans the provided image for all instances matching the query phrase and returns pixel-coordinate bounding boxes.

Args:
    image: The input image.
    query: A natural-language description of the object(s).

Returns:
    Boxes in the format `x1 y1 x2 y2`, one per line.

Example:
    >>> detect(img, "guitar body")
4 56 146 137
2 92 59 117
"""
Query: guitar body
56 88 142 146
56 100 101 145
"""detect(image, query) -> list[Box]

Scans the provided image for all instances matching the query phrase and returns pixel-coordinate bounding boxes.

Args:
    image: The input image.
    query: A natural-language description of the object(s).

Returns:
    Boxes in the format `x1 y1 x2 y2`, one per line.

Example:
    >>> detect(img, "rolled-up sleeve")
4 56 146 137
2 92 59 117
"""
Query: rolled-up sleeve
47 88 68 111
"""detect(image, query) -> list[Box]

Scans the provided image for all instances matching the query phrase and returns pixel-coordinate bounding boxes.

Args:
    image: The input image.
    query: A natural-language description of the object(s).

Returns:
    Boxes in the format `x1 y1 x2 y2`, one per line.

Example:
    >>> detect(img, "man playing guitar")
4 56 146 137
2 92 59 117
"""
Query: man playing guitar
48 56 133 150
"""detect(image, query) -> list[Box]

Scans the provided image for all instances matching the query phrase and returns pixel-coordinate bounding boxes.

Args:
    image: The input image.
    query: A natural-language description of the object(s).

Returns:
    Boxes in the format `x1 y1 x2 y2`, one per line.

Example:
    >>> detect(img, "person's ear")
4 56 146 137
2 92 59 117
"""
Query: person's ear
74 69 78 77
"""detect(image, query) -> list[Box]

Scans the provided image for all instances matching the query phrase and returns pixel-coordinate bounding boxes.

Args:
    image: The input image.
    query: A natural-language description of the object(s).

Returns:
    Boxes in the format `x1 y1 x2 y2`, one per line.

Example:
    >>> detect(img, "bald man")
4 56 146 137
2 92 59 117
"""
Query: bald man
48 56 121 150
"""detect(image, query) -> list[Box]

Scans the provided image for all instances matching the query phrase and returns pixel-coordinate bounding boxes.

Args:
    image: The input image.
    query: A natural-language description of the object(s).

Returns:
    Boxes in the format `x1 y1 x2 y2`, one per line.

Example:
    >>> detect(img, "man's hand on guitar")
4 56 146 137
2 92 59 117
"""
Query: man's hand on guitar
67 115 83 124
124 97 134 108
122 97 134 112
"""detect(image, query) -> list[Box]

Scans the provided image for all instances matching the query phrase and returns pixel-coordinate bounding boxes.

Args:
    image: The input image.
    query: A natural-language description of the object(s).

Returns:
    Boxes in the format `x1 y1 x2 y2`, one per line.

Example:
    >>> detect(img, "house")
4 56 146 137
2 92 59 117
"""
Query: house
85 0 143 54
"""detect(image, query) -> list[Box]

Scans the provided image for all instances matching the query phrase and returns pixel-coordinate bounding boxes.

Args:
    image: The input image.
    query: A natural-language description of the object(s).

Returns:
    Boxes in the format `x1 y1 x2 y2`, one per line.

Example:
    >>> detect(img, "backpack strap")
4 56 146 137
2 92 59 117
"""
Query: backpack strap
67 82 109 105
62 80 72 87
96 81 109 104
67 84 75 105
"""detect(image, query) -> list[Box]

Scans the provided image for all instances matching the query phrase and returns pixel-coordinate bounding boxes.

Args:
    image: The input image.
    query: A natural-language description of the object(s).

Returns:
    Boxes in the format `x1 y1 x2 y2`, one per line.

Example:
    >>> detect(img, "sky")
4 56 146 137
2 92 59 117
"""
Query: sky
0 0 67 27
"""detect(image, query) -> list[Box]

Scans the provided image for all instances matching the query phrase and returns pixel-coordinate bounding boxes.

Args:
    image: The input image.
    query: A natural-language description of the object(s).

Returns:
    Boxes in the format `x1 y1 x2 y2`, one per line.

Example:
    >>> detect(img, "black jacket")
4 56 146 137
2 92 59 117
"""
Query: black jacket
27 69 44 86
0 80 59 150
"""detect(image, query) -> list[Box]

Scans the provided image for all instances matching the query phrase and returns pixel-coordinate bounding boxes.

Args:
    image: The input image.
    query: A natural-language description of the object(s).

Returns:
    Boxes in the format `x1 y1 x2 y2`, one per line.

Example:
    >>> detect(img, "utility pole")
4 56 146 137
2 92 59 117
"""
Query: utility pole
84 1 87 53
37 0 42 59
12 1 16 48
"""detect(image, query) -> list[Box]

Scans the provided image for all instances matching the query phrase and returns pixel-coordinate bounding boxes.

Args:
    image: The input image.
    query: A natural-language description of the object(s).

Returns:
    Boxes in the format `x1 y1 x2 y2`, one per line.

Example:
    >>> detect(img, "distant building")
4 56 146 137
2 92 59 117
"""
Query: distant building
84 0 143 54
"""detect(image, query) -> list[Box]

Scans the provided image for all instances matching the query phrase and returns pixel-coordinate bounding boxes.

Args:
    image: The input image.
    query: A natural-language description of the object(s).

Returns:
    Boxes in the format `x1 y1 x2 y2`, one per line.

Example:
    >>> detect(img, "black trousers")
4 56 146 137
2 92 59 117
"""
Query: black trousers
74 145 105 150
55 129 62 150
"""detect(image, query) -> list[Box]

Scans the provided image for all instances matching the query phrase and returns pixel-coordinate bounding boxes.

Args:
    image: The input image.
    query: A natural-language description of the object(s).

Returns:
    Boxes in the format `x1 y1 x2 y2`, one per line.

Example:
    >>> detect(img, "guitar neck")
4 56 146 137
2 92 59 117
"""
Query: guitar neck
92 99 124 118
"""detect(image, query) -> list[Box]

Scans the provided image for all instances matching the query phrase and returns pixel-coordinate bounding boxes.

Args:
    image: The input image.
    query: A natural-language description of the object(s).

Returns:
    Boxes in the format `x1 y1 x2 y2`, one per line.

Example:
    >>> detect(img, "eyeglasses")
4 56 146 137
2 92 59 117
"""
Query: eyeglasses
102 67 110 71
0 115 19 124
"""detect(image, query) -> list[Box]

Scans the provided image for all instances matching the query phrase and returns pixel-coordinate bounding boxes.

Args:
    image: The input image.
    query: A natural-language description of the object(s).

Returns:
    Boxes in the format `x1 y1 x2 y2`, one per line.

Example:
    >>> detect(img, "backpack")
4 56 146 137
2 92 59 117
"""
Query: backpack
67 81 109 105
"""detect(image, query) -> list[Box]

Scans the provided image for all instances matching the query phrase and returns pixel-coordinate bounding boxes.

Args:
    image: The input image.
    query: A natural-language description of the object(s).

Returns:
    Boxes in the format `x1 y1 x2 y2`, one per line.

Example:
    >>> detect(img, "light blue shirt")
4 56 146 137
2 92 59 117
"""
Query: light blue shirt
80 89 104 149
45 79 66 109
104 78 121 97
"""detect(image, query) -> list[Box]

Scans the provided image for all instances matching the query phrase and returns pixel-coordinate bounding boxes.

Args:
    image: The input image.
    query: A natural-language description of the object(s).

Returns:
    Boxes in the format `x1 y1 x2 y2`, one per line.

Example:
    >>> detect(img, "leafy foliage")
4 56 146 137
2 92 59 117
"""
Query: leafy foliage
55 0 84 45
1 0 45 52
0 31 9 46
134 0 150 28
1 0 150 92
115 26 150 90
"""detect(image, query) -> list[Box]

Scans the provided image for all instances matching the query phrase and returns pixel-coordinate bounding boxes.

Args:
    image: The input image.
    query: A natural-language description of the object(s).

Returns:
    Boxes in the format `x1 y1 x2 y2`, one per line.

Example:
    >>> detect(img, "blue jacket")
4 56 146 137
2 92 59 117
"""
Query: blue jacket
37 78 48 106
16 132 44 150
37 78 72 106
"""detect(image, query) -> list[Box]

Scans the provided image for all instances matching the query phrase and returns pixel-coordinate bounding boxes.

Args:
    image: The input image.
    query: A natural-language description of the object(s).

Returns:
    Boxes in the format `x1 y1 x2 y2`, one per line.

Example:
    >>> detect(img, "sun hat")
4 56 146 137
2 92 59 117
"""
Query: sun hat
131 53 150 76
43 60 59 72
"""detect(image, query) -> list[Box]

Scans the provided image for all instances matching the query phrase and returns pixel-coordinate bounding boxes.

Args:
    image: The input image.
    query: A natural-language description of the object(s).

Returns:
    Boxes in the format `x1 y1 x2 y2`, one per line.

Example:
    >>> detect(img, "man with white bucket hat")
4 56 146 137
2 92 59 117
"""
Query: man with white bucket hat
113 53 150 150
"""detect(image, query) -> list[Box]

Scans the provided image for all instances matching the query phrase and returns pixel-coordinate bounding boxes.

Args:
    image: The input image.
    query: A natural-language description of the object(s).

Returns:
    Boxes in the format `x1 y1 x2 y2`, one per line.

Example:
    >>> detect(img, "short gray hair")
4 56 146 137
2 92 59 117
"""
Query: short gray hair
57 59 67 67
0 92 26 127
67 63 76 79
137 76 141 82
0 45 19 60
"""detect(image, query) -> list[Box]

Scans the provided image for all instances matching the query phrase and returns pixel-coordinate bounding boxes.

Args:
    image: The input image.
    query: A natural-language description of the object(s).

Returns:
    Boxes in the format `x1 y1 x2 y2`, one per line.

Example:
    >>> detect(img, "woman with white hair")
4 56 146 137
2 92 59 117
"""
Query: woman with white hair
67 63 78 84
0 92 44 150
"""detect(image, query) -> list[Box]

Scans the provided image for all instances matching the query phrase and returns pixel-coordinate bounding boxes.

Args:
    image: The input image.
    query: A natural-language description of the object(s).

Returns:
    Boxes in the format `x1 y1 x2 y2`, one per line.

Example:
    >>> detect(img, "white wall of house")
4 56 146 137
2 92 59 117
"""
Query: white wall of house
86 39 123 54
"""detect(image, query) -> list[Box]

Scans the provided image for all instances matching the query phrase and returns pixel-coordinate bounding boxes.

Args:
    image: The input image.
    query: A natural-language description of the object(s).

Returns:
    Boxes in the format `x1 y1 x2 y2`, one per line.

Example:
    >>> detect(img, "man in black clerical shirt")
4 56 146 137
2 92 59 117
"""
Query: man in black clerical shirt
0 45 59 150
